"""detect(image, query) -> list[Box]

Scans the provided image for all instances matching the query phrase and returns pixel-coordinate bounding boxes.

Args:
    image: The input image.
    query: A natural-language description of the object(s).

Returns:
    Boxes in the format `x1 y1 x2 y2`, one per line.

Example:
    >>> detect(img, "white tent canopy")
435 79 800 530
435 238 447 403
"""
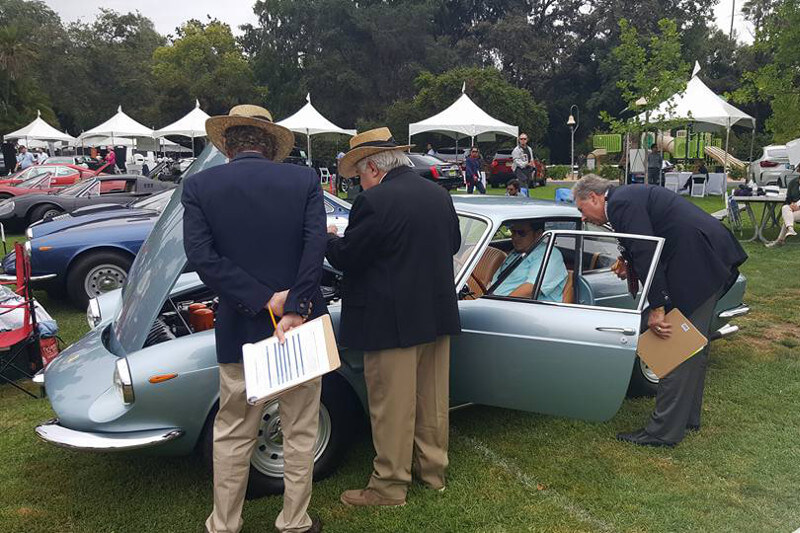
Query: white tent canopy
408 92 518 142
80 105 154 140
154 100 210 139
276 94 356 165
74 135 191 153
5 110 76 143
636 75 755 129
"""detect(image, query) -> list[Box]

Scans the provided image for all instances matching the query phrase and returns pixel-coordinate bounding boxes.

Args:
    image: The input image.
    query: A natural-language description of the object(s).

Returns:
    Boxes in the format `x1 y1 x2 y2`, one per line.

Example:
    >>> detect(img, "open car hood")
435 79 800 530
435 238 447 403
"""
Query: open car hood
110 146 226 356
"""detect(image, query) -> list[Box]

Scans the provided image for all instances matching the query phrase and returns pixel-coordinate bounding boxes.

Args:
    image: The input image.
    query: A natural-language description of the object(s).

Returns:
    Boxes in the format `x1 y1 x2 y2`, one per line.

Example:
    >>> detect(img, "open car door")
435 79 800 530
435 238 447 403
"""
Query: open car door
450 230 665 422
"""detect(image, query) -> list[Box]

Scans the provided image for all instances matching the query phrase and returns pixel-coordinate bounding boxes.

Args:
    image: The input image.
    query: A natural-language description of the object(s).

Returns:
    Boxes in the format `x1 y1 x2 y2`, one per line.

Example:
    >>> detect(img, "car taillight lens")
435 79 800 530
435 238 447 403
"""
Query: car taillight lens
430 166 439 178
491 160 498 167
760 161 779 168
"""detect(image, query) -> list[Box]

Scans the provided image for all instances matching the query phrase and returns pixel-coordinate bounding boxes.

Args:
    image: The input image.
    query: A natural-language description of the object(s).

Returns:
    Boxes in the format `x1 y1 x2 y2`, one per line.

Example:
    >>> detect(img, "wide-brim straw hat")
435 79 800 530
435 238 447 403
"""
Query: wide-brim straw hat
206 104 295 162
338 127 413 178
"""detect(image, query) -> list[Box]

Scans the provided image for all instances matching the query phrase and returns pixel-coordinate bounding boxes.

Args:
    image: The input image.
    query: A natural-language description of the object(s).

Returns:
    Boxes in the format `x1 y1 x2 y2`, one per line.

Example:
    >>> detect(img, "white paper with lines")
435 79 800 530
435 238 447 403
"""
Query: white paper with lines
242 315 340 405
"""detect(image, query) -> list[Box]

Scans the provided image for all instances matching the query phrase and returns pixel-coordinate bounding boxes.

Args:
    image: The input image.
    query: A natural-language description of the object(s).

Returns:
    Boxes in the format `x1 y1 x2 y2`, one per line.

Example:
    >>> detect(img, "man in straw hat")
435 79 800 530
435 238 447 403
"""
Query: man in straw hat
183 104 326 533
326 127 462 507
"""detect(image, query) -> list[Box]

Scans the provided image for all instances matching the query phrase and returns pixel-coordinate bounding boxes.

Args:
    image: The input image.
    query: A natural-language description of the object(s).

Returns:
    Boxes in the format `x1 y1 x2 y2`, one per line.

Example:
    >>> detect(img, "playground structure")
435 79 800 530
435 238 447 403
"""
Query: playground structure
649 131 747 170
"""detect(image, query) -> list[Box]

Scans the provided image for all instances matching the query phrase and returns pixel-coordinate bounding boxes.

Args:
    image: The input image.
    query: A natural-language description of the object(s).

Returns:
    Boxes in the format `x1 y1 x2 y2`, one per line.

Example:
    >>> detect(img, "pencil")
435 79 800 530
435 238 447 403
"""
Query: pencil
268 306 278 330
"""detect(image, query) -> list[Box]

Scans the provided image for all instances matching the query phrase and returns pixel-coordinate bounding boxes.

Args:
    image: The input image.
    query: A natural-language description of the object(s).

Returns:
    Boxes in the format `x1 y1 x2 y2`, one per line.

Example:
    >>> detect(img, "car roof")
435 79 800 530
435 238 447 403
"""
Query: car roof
452 195 580 222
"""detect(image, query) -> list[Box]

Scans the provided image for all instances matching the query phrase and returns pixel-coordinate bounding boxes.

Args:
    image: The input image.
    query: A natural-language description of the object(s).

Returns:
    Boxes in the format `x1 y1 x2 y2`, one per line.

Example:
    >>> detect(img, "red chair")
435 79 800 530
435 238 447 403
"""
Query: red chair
0 243 41 398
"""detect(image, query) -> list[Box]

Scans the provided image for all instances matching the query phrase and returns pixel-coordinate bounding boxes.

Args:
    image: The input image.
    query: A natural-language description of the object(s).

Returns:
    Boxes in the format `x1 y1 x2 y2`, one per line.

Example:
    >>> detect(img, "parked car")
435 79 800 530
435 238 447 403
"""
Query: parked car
407 153 463 190
43 155 90 167
749 145 795 187
0 174 61 199
432 146 471 165
488 149 547 187
3 188 349 308
0 163 98 187
0 175 175 229
32 146 749 498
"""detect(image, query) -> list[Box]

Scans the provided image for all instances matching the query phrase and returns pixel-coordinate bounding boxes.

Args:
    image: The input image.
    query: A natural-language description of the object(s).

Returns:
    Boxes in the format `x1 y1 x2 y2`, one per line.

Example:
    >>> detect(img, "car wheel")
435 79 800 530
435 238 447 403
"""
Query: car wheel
29 204 63 224
339 178 349 194
626 356 659 397
203 374 362 498
66 251 133 308
0 193 11 200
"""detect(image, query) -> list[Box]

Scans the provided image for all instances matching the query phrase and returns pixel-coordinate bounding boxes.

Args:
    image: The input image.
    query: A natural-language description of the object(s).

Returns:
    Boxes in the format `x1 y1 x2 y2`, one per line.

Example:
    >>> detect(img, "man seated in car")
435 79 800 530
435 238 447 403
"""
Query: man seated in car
490 219 568 301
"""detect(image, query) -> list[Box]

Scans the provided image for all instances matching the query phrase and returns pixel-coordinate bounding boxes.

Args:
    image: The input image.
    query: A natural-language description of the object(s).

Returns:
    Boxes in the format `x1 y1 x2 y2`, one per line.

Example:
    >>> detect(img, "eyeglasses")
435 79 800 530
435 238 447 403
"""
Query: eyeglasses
511 228 530 237
519 137 528 141
471 150 478 153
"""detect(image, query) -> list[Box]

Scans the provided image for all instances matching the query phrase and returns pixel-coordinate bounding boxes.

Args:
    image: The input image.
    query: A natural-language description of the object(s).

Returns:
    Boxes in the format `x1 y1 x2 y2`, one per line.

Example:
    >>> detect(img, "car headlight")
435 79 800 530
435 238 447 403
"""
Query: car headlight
86 297 101 328
0 201 14 217
113 358 135 404
24 240 31 257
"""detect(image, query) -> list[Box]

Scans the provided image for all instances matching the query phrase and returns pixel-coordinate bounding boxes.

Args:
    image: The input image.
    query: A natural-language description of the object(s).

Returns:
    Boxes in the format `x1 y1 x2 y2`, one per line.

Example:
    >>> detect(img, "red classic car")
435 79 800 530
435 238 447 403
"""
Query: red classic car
0 174 61 199
0 163 106 187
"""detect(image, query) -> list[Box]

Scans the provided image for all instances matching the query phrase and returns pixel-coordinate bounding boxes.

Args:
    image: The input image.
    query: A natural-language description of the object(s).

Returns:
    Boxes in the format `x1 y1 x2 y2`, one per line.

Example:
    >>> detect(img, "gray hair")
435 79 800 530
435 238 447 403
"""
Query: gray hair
355 149 412 175
572 174 613 201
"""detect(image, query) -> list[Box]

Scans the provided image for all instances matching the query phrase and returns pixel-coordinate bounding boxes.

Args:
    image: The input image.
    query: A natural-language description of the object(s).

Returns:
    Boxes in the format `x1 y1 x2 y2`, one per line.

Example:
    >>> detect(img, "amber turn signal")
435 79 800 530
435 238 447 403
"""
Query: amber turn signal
149 373 178 384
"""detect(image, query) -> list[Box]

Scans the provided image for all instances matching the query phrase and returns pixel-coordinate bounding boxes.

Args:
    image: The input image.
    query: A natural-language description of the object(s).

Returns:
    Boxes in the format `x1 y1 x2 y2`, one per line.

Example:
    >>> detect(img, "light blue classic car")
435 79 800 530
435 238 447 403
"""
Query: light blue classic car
34 148 749 497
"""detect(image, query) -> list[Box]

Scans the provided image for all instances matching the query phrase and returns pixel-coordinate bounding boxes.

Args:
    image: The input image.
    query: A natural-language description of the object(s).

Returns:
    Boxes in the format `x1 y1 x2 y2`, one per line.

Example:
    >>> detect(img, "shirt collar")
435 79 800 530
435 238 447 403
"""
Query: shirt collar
232 151 267 162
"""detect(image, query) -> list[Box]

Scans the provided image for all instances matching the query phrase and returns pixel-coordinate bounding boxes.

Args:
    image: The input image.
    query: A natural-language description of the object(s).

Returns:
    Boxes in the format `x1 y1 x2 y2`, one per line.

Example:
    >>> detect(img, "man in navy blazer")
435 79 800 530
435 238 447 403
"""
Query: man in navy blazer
574 175 747 447
183 105 326 533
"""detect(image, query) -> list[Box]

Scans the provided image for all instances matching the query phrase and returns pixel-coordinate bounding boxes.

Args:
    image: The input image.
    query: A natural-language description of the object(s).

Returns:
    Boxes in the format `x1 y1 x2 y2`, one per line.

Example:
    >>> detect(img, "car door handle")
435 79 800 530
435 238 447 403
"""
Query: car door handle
595 327 636 336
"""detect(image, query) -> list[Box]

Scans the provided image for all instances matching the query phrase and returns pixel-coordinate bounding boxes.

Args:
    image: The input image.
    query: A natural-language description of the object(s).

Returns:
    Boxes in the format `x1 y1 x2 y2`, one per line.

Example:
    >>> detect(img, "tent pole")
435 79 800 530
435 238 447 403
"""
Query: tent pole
723 119 731 178
191 136 195 158
306 129 312 167
748 124 756 166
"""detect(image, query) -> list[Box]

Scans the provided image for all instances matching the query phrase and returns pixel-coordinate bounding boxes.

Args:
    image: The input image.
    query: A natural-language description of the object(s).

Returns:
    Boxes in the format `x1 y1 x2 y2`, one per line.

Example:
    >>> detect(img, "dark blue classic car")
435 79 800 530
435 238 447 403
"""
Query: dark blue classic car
3 180 350 307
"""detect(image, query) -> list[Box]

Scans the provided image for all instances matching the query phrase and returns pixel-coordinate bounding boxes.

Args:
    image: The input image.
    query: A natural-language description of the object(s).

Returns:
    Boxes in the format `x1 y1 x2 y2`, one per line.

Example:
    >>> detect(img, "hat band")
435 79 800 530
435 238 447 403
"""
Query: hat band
350 137 401 150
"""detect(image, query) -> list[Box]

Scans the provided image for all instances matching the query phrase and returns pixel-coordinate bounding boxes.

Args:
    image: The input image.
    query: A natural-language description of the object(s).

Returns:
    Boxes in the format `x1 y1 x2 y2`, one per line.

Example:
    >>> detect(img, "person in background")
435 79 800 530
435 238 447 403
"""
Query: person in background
465 147 486 194
15 145 35 171
767 171 800 247
683 159 709 191
512 133 536 188
573 175 747 447
104 146 116 174
326 127 461 508
506 179 522 196
425 143 435 156
647 143 662 186
35 148 48 164
489 219 567 300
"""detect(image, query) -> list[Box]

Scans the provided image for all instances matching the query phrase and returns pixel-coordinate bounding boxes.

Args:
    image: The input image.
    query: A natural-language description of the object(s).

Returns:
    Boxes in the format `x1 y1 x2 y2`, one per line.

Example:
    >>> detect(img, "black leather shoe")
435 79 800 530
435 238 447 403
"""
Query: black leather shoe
616 429 676 447
686 424 700 432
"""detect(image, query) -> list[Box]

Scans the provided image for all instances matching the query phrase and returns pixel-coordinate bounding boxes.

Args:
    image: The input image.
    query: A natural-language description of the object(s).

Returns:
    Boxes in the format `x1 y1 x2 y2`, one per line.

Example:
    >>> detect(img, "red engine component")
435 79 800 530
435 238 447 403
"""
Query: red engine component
189 305 215 332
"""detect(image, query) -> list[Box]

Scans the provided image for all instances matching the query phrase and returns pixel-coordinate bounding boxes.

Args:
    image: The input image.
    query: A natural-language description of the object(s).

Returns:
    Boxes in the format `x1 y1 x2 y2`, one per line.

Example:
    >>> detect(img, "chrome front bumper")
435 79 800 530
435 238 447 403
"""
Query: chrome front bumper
35 420 184 451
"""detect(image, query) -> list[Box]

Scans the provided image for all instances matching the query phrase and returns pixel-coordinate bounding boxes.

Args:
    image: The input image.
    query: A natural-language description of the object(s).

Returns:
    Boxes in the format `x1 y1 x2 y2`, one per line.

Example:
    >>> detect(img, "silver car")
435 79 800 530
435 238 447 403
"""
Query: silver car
749 145 796 187
34 147 749 497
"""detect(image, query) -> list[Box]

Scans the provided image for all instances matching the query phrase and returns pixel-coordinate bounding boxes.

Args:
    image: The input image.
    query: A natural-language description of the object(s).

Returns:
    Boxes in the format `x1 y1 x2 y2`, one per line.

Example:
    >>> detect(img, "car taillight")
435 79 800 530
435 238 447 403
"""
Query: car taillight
760 160 780 168
430 166 440 179
491 160 499 167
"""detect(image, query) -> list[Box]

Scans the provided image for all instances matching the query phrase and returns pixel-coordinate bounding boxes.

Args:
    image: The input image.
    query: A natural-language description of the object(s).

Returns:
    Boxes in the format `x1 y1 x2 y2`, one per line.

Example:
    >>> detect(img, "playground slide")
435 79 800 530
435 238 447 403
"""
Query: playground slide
650 132 746 170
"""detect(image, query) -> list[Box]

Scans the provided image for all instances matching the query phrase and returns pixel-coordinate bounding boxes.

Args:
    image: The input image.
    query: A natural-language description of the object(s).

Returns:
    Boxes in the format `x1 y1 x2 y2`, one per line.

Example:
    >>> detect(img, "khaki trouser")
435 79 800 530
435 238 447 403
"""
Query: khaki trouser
364 336 450 500
205 363 321 533
777 203 800 241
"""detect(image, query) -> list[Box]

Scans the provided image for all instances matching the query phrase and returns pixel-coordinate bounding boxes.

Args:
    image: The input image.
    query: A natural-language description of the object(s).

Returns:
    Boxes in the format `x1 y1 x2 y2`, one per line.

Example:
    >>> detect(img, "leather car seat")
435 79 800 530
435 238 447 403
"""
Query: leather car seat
465 246 508 298
562 270 575 303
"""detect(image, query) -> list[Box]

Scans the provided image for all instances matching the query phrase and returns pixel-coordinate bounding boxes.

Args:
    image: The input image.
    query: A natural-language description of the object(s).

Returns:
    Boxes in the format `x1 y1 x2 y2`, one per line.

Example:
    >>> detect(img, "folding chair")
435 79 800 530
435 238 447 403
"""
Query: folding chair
0 243 41 398
319 167 331 185
690 174 707 198
725 192 743 235
664 173 681 193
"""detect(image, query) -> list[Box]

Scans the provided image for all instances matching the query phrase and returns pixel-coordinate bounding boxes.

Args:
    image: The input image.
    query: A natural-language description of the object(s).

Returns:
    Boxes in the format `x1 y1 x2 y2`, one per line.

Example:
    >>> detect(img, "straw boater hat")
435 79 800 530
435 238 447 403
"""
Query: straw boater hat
205 104 295 162
338 127 413 178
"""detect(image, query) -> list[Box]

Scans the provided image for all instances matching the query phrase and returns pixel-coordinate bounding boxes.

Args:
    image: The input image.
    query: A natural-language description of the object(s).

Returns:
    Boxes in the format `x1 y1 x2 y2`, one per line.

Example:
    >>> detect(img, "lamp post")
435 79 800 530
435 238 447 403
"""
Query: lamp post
567 105 579 178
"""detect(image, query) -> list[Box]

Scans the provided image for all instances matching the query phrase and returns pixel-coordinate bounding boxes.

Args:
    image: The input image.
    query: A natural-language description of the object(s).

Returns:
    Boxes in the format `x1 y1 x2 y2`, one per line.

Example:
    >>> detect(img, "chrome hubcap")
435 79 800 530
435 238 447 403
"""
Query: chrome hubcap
84 263 127 296
250 399 332 477
640 358 660 384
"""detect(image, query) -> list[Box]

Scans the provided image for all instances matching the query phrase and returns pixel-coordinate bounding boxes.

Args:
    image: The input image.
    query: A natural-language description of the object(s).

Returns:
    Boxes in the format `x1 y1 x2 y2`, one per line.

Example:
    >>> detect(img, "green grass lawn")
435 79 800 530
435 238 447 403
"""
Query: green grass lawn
2 192 799 532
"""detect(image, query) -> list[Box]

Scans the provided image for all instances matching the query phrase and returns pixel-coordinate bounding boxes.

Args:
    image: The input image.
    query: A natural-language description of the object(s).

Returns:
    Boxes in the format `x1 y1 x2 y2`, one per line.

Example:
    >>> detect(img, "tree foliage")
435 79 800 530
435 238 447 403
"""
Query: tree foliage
152 20 264 122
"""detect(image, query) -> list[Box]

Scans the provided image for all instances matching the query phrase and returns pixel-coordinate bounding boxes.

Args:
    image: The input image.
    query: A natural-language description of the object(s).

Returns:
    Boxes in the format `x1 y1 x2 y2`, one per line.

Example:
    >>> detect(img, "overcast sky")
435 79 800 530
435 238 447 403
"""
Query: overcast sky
44 0 754 43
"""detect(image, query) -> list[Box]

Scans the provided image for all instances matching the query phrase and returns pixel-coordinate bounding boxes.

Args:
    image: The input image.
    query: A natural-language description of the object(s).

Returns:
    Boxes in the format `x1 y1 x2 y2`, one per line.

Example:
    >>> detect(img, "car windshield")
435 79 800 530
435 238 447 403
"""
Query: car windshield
454 214 492 288
766 148 788 160
58 179 95 197
131 189 175 212
15 174 51 188
494 149 513 156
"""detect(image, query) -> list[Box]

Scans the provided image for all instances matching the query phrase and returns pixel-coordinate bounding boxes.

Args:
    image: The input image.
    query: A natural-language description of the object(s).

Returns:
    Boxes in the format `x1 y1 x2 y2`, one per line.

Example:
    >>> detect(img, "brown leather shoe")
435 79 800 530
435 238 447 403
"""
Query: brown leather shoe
340 489 406 507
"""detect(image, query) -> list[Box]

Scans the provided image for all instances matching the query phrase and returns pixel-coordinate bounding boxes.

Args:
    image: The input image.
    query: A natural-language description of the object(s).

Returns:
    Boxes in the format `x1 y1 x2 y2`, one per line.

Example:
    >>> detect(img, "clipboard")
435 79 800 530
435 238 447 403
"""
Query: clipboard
636 309 707 379
242 314 341 405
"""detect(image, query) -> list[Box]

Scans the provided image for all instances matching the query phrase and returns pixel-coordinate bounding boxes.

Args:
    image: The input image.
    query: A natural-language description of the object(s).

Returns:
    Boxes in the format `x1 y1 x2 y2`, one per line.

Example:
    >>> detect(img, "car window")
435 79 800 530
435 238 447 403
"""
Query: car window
56 167 73 177
60 179 95 197
409 154 448 166
454 214 491 285
324 200 334 214
767 148 788 160
99 180 127 193
494 149 514 156
133 189 174 211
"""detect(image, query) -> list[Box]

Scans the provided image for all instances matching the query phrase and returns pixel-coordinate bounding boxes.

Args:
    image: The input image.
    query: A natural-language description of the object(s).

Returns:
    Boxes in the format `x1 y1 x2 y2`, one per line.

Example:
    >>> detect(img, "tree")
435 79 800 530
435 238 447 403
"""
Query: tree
600 18 690 135
152 19 265 121
733 1 800 143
